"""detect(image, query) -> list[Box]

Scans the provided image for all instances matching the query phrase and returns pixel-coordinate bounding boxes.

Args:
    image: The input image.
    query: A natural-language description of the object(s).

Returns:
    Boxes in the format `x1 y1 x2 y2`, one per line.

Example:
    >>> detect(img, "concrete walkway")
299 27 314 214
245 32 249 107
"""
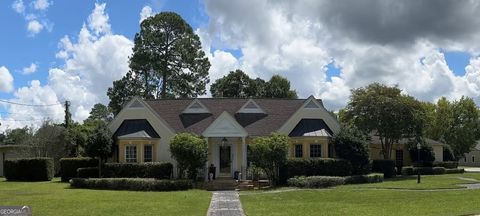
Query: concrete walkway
207 191 246 216
464 167 480 172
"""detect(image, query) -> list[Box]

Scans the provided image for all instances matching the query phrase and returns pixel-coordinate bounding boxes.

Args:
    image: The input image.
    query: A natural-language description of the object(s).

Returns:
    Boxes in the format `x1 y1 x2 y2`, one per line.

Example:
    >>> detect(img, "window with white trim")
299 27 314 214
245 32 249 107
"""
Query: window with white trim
125 145 137 163
310 144 321 158
294 144 303 158
144 145 153 162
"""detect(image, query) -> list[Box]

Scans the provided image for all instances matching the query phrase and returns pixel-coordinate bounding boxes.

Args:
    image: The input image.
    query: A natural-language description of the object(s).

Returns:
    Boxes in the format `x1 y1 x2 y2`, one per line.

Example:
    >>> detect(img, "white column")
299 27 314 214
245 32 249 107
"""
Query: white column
242 136 247 180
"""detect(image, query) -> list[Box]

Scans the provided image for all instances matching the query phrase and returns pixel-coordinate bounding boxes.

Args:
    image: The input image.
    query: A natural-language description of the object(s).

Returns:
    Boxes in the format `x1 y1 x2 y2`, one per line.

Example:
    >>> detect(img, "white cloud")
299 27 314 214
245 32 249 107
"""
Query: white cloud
22 63 38 74
88 3 111 36
11 0 25 14
27 20 44 35
33 0 51 10
203 0 480 110
139 6 154 23
1 3 133 131
0 66 14 93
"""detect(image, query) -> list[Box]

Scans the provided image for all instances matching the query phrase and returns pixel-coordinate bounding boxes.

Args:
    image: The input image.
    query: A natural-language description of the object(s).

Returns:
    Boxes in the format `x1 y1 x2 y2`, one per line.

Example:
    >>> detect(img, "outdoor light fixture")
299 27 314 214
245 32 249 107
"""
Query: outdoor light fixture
417 143 421 184
221 137 228 147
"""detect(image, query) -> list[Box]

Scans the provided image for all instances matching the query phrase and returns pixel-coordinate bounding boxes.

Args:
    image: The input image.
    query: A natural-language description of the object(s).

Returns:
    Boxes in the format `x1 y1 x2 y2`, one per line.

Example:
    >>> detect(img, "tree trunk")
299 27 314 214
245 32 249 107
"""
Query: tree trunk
161 72 167 98
98 158 102 178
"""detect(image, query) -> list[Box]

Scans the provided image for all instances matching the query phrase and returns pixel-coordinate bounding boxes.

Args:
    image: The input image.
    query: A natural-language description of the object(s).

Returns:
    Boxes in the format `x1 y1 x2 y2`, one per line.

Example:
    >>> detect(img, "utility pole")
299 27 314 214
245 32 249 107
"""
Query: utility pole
64 100 71 128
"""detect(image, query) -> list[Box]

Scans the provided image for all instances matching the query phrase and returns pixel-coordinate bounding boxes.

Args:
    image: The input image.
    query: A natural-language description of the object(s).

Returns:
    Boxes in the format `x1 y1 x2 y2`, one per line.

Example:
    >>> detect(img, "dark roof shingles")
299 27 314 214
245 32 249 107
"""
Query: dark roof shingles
145 98 305 136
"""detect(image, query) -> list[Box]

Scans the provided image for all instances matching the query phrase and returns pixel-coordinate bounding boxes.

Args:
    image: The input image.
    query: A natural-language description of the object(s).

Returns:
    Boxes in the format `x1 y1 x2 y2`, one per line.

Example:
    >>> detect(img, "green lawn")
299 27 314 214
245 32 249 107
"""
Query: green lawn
240 173 480 216
0 178 211 216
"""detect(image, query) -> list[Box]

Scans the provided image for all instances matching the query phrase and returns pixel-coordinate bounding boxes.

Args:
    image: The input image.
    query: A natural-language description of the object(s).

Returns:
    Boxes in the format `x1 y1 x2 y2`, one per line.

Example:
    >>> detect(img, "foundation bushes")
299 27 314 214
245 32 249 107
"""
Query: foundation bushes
77 167 99 178
60 157 98 182
287 176 345 188
445 168 465 174
280 158 352 183
4 158 54 181
433 161 459 169
401 166 447 175
102 162 173 179
344 173 384 184
69 178 192 191
371 160 396 178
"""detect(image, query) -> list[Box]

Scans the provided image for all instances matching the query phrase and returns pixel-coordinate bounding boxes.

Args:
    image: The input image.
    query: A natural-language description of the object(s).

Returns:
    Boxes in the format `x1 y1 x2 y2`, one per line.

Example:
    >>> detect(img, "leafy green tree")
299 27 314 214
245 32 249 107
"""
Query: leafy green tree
424 97 452 142
108 12 210 114
445 97 480 159
85 123 113 177
32 120 70 174
210 71 296 98
343 83 425 159
333 127 370 174
4 127 33 145
210 70 262 98
169 133 207 180
87 103 109 121
264 75 297 99
249 133 290 185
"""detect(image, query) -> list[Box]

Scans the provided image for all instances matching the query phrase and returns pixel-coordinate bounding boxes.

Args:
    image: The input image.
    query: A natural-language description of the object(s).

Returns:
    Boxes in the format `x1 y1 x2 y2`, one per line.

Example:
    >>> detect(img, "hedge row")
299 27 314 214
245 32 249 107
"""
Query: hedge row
344 173 384 184
102 162 173 179
280 158 352 183
4 158 54 181
445 168 465 174
69 178 192 191
287 176 345 188
371 160 396 178
60 157 98 182
401 166 447 175
433 161 459 169
77 167 99 178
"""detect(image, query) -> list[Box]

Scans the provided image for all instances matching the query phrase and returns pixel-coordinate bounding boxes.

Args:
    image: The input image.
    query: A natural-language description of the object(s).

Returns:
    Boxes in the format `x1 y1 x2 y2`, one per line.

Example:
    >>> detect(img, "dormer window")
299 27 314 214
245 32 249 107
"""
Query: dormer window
182 99 210 114
237 99 265 114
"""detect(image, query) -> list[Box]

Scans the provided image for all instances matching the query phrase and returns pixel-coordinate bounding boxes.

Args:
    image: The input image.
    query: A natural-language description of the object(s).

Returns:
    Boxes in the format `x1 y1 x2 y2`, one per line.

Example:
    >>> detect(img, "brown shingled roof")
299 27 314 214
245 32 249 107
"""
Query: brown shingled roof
144 98 306 136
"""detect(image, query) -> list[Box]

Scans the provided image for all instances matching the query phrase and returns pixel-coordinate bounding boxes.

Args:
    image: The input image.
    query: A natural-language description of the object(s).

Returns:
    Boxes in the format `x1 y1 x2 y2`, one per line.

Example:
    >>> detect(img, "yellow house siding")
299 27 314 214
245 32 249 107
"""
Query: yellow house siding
289 137 330 159
117 139 159 163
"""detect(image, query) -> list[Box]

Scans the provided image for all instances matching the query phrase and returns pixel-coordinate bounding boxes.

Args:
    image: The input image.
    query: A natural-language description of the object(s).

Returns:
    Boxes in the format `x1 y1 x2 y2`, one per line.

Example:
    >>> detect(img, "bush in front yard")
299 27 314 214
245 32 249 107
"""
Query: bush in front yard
4 158 54 181
102 162 173 179
77 167 99 178
433 161 458 169
287 176 345 188
345 173 384 184
60 157 98 182
170 133 208 180
401 166 446 175
69 178 192 191
281 158 352 180
371 160 396 178
445 168 464 174
333 127 370 175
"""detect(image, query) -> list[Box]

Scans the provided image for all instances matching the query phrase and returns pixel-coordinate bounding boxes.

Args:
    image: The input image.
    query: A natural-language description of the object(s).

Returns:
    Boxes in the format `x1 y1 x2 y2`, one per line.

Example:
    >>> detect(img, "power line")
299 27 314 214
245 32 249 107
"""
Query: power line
0 99 63 107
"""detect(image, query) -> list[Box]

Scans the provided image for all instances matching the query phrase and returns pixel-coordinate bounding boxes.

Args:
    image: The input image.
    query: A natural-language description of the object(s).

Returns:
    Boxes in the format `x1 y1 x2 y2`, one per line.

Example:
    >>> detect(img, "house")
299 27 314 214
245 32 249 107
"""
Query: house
108 96 339 180
0 145 29 176
369 136 444 167
107 96 444 180
459 142 480 167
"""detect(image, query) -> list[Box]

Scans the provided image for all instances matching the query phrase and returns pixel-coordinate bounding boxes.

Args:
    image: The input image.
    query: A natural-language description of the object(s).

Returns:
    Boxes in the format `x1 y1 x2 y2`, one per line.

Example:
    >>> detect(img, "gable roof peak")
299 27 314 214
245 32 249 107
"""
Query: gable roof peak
237 99 266 114
182 99 211 114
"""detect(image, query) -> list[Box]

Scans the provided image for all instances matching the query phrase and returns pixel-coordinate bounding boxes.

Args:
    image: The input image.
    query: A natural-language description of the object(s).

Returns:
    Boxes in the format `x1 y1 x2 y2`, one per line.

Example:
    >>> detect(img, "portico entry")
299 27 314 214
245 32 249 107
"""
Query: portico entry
202 111 248 180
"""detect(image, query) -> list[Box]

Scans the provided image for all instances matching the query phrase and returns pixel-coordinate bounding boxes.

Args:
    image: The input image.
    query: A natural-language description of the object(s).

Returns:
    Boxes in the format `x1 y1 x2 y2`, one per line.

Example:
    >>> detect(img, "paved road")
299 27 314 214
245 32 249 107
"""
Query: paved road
207 191 246 216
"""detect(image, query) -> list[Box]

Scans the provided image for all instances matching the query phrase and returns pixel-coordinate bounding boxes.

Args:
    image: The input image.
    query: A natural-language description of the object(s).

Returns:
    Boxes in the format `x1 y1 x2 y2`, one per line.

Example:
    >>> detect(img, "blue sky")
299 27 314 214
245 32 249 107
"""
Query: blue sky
0 0 479 131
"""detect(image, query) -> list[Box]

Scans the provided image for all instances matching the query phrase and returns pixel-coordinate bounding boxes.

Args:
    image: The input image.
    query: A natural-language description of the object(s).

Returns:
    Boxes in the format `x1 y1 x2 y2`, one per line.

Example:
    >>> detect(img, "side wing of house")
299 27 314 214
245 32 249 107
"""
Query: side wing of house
108 97 176 164
277 96 341 159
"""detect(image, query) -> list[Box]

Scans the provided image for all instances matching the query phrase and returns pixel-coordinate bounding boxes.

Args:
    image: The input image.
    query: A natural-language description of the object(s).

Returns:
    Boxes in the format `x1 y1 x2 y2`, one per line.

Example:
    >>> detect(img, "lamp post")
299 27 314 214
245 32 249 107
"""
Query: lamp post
417 143 421 184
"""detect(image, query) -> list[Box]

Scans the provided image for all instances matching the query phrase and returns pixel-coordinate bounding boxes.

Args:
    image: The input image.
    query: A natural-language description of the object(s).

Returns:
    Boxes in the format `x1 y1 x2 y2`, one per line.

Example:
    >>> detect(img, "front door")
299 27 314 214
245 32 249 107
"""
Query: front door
219 146 231 175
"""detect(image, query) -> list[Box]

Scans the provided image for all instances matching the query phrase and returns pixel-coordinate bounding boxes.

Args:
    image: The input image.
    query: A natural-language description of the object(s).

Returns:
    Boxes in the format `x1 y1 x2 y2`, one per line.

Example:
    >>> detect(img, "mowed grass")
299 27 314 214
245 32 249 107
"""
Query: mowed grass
0 178 211 216
240 173 480 216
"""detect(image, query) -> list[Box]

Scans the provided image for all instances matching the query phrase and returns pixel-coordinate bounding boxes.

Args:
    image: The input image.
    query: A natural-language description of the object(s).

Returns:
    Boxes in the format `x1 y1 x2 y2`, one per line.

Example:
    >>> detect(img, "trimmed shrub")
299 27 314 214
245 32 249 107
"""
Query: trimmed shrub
433 161 458 169
69 178 192 191
4 158 54 181
103 162 173 179
283 158 352 177
287 176 345 188
401 166 446 175
333 127 370 175
60 157 98 182
77 167 99 178
345 173 384 184
443 144 455 162
371 160 396 178
401 166 414 176
445 168 465 174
